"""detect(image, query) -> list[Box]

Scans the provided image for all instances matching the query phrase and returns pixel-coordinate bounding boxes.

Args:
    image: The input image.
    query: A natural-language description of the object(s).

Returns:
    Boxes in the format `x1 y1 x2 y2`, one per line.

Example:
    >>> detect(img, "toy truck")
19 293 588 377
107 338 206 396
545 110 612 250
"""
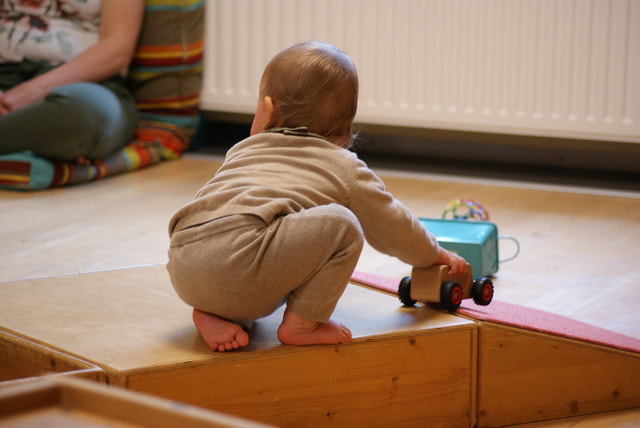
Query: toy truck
398 264 494 311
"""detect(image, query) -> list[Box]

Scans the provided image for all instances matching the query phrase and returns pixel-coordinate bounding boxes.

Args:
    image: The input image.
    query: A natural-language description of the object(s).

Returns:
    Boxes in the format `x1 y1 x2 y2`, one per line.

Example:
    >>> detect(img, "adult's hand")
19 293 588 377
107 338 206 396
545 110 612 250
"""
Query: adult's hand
0 90 8 115
0 79 48 114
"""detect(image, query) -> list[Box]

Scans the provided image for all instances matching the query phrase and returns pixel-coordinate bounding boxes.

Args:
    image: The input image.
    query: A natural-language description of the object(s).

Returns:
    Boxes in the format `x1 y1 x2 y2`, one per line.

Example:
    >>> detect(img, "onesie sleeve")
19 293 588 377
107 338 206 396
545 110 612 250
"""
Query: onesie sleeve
347 158 440 268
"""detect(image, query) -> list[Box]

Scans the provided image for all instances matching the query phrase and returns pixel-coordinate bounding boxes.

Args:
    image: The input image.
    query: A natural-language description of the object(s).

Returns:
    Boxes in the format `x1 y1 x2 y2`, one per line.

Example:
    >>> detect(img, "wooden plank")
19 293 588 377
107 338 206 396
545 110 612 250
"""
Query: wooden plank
0 376 274 427
500 408 640 428
0 330 103 386
475 323 640 427
128 328 476 428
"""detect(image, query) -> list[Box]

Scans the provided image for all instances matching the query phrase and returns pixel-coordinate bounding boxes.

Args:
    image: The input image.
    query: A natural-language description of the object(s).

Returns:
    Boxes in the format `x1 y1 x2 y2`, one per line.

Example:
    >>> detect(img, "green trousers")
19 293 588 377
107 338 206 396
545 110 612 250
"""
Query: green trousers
0 61 138 161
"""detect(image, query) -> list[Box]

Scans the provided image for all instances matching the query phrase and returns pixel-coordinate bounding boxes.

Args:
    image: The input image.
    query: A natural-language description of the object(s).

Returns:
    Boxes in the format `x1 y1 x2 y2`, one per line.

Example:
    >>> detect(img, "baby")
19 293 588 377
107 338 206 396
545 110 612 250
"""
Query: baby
167 41 467 352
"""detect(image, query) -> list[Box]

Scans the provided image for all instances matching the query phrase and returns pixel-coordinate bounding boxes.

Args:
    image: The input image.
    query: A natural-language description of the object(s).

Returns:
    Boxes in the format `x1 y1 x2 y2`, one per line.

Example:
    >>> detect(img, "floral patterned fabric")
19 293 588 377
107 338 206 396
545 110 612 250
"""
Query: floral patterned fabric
0 0 101 64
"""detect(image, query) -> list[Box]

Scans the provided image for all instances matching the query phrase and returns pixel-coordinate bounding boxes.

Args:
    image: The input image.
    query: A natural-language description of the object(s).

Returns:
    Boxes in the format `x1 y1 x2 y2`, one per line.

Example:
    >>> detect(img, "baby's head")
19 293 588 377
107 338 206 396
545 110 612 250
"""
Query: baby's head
251 41 359 148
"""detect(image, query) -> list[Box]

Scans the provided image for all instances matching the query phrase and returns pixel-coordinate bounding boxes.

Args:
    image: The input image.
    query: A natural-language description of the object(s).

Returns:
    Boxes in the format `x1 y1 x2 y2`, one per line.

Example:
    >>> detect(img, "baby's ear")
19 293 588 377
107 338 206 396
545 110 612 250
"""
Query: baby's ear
333 135 351 148
263 96 275 124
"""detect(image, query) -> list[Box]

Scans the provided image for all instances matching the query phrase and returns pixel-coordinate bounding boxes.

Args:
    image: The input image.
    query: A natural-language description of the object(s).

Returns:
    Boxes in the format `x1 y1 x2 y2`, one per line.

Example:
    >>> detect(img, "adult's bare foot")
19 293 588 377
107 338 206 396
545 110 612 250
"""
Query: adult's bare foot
192 308 249 352
277 308 352 346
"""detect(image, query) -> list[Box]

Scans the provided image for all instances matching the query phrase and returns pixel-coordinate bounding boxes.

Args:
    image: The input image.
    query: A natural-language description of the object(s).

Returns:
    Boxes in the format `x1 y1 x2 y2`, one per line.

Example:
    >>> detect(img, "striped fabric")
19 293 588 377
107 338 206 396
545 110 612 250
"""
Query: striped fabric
0 0 204 190
128 0 204 139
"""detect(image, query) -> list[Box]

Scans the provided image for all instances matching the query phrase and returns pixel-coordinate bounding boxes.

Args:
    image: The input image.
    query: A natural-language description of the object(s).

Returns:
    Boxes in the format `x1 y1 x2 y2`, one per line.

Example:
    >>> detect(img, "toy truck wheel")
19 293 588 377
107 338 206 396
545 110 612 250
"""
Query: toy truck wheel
398 276 417 306
472 278 494 306
440 281 463 311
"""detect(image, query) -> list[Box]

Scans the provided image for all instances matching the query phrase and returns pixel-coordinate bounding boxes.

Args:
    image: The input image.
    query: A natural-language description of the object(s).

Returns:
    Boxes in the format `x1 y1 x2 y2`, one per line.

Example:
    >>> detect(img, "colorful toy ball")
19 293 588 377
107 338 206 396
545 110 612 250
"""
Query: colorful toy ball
442 198 490 221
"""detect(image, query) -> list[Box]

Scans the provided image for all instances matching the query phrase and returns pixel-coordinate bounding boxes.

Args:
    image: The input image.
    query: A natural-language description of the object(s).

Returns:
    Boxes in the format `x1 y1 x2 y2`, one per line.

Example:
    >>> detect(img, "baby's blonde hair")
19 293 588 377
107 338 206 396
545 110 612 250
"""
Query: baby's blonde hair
260 41 359 147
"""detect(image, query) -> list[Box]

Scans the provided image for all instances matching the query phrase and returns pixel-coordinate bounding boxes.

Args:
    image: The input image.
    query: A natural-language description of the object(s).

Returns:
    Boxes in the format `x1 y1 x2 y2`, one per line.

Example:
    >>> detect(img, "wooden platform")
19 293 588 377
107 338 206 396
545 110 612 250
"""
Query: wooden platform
0 330 102 385
0 265 477 427
1 264 638 427
475 323 640 427
0 376 274 428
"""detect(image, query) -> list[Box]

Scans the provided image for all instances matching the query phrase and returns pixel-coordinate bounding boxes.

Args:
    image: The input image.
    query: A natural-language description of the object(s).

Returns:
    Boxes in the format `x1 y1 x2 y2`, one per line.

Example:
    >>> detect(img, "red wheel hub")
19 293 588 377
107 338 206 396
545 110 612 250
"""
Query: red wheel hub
452 286 462 305
483 283 493 300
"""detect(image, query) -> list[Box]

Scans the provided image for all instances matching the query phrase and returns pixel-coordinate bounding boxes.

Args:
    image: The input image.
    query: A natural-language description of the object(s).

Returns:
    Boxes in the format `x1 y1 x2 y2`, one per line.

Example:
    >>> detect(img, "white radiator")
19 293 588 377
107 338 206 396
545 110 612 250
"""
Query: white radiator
201 0 640 143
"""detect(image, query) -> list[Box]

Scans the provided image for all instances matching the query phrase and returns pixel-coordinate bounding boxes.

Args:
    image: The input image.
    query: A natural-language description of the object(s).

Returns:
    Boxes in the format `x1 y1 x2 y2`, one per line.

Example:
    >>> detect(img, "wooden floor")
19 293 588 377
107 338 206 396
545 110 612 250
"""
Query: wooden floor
1 152 639 427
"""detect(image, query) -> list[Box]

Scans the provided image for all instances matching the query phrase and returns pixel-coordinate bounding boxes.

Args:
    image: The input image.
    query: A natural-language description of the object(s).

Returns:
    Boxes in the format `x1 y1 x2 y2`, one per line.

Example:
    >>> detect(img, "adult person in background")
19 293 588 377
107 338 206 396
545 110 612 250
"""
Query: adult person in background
0 0 145 163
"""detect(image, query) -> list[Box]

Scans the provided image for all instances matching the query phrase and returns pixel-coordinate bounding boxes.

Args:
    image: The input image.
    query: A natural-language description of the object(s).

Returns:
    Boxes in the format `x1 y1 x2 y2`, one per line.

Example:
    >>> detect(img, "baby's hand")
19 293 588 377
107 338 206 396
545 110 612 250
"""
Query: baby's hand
434 248 468 276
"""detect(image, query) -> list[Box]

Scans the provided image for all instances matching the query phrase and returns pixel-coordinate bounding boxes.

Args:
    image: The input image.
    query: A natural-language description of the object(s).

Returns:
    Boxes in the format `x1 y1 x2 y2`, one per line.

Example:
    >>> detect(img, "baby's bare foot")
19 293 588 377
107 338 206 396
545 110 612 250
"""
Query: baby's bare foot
277 308 352 346
192 309 249 352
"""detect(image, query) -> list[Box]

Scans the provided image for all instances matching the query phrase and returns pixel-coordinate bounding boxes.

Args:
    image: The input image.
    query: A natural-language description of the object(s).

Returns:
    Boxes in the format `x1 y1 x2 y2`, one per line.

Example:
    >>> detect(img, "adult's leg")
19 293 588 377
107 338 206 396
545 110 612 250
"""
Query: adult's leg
0 81 138 161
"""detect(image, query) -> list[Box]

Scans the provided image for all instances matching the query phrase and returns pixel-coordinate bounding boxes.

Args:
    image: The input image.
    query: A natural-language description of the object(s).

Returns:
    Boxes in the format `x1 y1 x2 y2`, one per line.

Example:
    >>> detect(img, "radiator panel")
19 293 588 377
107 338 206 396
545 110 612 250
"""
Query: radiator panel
201 0 640 143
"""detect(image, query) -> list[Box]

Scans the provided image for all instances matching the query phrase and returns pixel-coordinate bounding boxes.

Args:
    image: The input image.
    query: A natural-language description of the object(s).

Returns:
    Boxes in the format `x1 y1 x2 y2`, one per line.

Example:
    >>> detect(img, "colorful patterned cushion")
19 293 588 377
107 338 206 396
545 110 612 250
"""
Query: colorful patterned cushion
0 0 204 190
